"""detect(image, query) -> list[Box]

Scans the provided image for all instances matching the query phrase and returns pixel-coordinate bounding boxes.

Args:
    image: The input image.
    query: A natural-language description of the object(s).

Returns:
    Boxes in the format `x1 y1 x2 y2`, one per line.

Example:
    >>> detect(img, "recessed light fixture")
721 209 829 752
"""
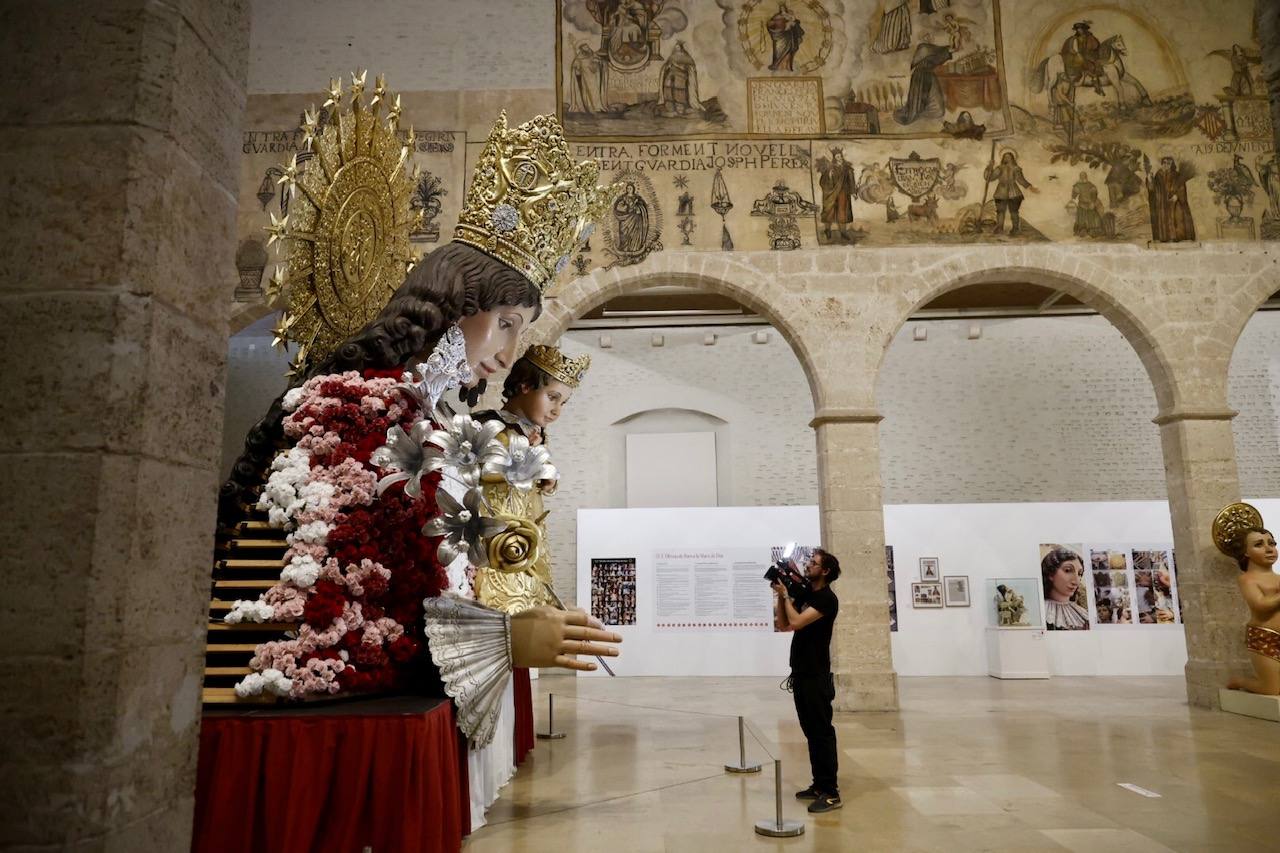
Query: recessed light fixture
968 325 982 340
704 333 716 346
913 327 927 342
598 335 612 349
753 330 769 344
651 334 665 347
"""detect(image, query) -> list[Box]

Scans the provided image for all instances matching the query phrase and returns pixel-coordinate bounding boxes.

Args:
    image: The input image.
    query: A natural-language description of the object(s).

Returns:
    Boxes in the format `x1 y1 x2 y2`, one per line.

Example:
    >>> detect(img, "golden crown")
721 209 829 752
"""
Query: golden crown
453 111 614 292
524 344 591 389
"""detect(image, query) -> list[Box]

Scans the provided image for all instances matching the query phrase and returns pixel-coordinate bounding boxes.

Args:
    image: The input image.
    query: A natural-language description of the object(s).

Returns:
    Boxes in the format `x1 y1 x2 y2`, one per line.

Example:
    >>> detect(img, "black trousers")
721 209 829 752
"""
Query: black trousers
791 672 838 793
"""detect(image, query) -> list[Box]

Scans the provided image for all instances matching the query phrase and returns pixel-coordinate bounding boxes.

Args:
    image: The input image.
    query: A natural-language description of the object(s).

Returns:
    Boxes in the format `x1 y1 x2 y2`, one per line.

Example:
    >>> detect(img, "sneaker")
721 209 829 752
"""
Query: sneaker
807 792 843 813
794 786 819 800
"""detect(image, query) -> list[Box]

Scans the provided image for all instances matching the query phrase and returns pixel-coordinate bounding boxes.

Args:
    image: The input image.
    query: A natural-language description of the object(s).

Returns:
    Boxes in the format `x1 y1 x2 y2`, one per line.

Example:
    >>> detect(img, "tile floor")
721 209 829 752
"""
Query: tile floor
470 675 1279 852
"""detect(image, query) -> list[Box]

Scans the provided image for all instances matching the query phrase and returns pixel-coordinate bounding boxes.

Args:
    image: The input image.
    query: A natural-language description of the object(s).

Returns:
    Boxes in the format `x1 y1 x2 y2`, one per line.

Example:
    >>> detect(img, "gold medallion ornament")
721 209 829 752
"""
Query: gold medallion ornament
265 71 420 376
453 111 615 293
524 344 590 388
1212 501 1265 557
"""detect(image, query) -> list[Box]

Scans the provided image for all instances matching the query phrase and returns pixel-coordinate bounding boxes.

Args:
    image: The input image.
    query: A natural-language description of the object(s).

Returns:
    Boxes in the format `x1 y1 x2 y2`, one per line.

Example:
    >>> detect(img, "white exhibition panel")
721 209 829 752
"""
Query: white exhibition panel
887 499 1280 677
576 505 819 677
577 500 1280 678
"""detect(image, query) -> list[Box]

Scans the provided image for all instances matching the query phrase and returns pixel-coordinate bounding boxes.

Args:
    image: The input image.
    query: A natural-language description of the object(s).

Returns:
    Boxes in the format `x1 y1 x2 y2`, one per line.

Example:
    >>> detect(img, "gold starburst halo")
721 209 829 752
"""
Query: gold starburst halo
266 70 418 378
1211 501 1265 557
452 111 616 294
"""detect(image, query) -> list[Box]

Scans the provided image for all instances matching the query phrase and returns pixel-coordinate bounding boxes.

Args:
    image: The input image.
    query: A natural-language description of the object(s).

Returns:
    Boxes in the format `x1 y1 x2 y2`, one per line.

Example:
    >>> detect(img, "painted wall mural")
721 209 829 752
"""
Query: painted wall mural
233 0 1275 308
556 0 1013 140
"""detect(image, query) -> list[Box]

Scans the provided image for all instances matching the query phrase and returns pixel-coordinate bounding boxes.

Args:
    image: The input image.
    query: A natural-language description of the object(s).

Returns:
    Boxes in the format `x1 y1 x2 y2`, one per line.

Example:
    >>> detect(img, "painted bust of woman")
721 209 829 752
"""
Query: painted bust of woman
1041 546 1090 630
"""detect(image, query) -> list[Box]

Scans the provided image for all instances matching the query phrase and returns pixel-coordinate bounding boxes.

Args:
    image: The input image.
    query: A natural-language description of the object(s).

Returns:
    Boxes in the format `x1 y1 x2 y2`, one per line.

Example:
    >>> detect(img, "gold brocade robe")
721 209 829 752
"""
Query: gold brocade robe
473 411 557 614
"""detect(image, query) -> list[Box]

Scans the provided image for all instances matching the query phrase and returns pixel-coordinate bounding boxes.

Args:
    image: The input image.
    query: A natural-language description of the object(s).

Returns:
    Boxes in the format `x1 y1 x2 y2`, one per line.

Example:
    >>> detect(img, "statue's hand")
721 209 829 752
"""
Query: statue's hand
510 606 622 672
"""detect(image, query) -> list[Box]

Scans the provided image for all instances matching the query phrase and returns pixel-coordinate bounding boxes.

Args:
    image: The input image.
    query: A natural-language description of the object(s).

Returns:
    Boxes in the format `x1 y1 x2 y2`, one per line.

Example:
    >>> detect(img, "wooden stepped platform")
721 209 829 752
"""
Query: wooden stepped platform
203 490 295 704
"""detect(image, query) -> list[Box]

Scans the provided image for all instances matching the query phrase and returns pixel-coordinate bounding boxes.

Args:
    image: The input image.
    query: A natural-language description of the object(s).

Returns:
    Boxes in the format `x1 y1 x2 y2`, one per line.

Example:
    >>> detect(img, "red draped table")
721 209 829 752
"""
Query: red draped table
193 696 470 853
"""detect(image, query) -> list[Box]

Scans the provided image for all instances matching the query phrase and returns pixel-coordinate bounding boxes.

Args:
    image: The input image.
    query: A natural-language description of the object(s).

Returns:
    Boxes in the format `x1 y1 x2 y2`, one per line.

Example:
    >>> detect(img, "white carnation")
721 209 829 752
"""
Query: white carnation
281 554 322 588
297 479 336 511
234 673 265 697
224 599 274 624
262 668 292 696
288 519 332 546
282 387 306 412
233 668 292 698
256 447 313 528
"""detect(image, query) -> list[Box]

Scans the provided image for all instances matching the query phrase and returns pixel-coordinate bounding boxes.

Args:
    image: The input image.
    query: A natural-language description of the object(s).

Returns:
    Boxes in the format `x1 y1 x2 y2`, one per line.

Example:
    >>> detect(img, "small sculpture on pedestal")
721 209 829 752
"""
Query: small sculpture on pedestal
995 584 1027 627
1214 502 1280 695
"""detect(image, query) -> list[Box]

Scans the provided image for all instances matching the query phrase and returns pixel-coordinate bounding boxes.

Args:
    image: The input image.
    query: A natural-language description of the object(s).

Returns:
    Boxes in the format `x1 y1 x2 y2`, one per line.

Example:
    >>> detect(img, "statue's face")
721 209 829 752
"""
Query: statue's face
1243 530 1278 568
1048 559 1083 602
455 304 537 382
511 377 574 428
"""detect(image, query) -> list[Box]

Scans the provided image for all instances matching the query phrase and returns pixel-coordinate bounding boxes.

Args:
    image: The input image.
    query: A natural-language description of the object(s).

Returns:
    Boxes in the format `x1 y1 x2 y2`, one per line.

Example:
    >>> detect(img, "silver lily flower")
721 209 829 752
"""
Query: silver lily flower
369 419 440 498
482 433 558 492
423 486 507 567
425 412 506 488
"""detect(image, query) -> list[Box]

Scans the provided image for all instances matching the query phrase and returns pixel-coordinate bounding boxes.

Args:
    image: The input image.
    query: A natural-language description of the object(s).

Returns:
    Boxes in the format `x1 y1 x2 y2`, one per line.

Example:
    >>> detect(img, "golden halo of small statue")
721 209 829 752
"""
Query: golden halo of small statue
1211 501 1264 557
264 70 421 377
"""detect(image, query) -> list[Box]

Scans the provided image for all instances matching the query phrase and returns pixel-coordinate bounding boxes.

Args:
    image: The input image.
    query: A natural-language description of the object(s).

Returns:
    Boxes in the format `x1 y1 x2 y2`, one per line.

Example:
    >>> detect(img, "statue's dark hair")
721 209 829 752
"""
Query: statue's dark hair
500 355 560 445
218 242 541 520
501 356 553 402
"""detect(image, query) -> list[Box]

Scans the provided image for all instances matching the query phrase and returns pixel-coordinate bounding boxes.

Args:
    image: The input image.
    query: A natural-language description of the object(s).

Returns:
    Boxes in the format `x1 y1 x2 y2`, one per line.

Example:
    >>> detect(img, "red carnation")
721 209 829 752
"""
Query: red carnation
303 580 347 630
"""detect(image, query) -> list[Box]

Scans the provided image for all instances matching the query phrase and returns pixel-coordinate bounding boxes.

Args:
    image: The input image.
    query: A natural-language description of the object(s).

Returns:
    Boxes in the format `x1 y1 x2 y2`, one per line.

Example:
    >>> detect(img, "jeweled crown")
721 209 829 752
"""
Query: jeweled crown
453 111 614 291
524 344 590 389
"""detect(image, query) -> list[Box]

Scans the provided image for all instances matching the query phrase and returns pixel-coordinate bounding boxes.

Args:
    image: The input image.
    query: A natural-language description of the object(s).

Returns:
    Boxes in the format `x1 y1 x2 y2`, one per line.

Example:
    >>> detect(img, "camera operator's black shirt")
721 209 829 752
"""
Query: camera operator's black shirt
789 586 838 674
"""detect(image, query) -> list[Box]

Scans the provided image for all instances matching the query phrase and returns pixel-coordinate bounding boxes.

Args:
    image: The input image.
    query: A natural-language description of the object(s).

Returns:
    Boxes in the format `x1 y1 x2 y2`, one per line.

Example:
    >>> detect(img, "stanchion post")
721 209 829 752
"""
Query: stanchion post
536 692 566 740
724 715 761 773
753 759 804 838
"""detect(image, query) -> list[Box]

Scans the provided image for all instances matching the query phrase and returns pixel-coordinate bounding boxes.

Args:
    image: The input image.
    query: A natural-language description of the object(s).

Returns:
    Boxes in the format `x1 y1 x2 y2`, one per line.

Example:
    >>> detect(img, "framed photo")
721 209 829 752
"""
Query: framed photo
943 575 971 607
919 557 940 581
911 581 943 609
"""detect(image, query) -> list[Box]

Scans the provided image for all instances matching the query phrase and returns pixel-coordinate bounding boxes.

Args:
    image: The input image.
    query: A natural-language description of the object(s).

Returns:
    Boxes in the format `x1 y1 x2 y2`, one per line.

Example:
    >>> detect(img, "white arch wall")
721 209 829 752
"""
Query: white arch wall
547 324 818 600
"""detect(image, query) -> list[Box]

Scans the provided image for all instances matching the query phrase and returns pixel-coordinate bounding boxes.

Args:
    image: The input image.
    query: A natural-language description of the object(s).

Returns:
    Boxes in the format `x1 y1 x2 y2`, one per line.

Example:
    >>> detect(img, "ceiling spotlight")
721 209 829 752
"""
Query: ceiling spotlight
598 335 612 349
913 326 927 342
968 325 982 340
753 330 769 345
704 333 716 346
651 334 665 347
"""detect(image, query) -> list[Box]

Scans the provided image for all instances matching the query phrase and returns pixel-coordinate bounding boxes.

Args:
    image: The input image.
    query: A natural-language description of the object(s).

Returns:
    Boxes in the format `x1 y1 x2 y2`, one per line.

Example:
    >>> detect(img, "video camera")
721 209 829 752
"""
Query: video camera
764 542 811 606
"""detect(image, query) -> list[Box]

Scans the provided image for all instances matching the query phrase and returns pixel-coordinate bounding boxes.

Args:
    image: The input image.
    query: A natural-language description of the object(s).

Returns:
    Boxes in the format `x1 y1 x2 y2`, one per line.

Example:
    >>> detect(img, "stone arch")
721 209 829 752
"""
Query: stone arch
1223 262 1280 368
606 399 734 428
534 252 828 411
878 261 1177 414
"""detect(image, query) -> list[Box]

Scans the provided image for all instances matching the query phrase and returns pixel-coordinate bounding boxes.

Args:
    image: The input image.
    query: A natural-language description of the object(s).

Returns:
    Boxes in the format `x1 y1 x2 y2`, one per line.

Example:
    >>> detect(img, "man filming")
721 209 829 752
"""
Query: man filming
772 548 841 813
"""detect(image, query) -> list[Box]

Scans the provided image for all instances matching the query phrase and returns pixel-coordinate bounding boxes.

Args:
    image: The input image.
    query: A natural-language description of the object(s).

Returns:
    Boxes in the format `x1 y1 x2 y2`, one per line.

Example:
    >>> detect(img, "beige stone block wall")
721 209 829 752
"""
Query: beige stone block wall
0 1 249 848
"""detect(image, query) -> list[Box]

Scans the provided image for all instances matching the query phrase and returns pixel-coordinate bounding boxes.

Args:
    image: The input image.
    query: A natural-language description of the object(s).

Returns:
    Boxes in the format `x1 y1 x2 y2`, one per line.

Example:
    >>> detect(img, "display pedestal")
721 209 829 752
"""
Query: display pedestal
1219 688 1280 722
193 695 469 853
985 627 1050 679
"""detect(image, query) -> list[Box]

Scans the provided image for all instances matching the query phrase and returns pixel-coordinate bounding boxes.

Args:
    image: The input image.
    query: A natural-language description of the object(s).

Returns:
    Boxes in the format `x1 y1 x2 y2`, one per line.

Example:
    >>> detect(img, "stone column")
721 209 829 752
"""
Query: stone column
1155 411 1247 709
0 2 248 849
811 410 899 711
